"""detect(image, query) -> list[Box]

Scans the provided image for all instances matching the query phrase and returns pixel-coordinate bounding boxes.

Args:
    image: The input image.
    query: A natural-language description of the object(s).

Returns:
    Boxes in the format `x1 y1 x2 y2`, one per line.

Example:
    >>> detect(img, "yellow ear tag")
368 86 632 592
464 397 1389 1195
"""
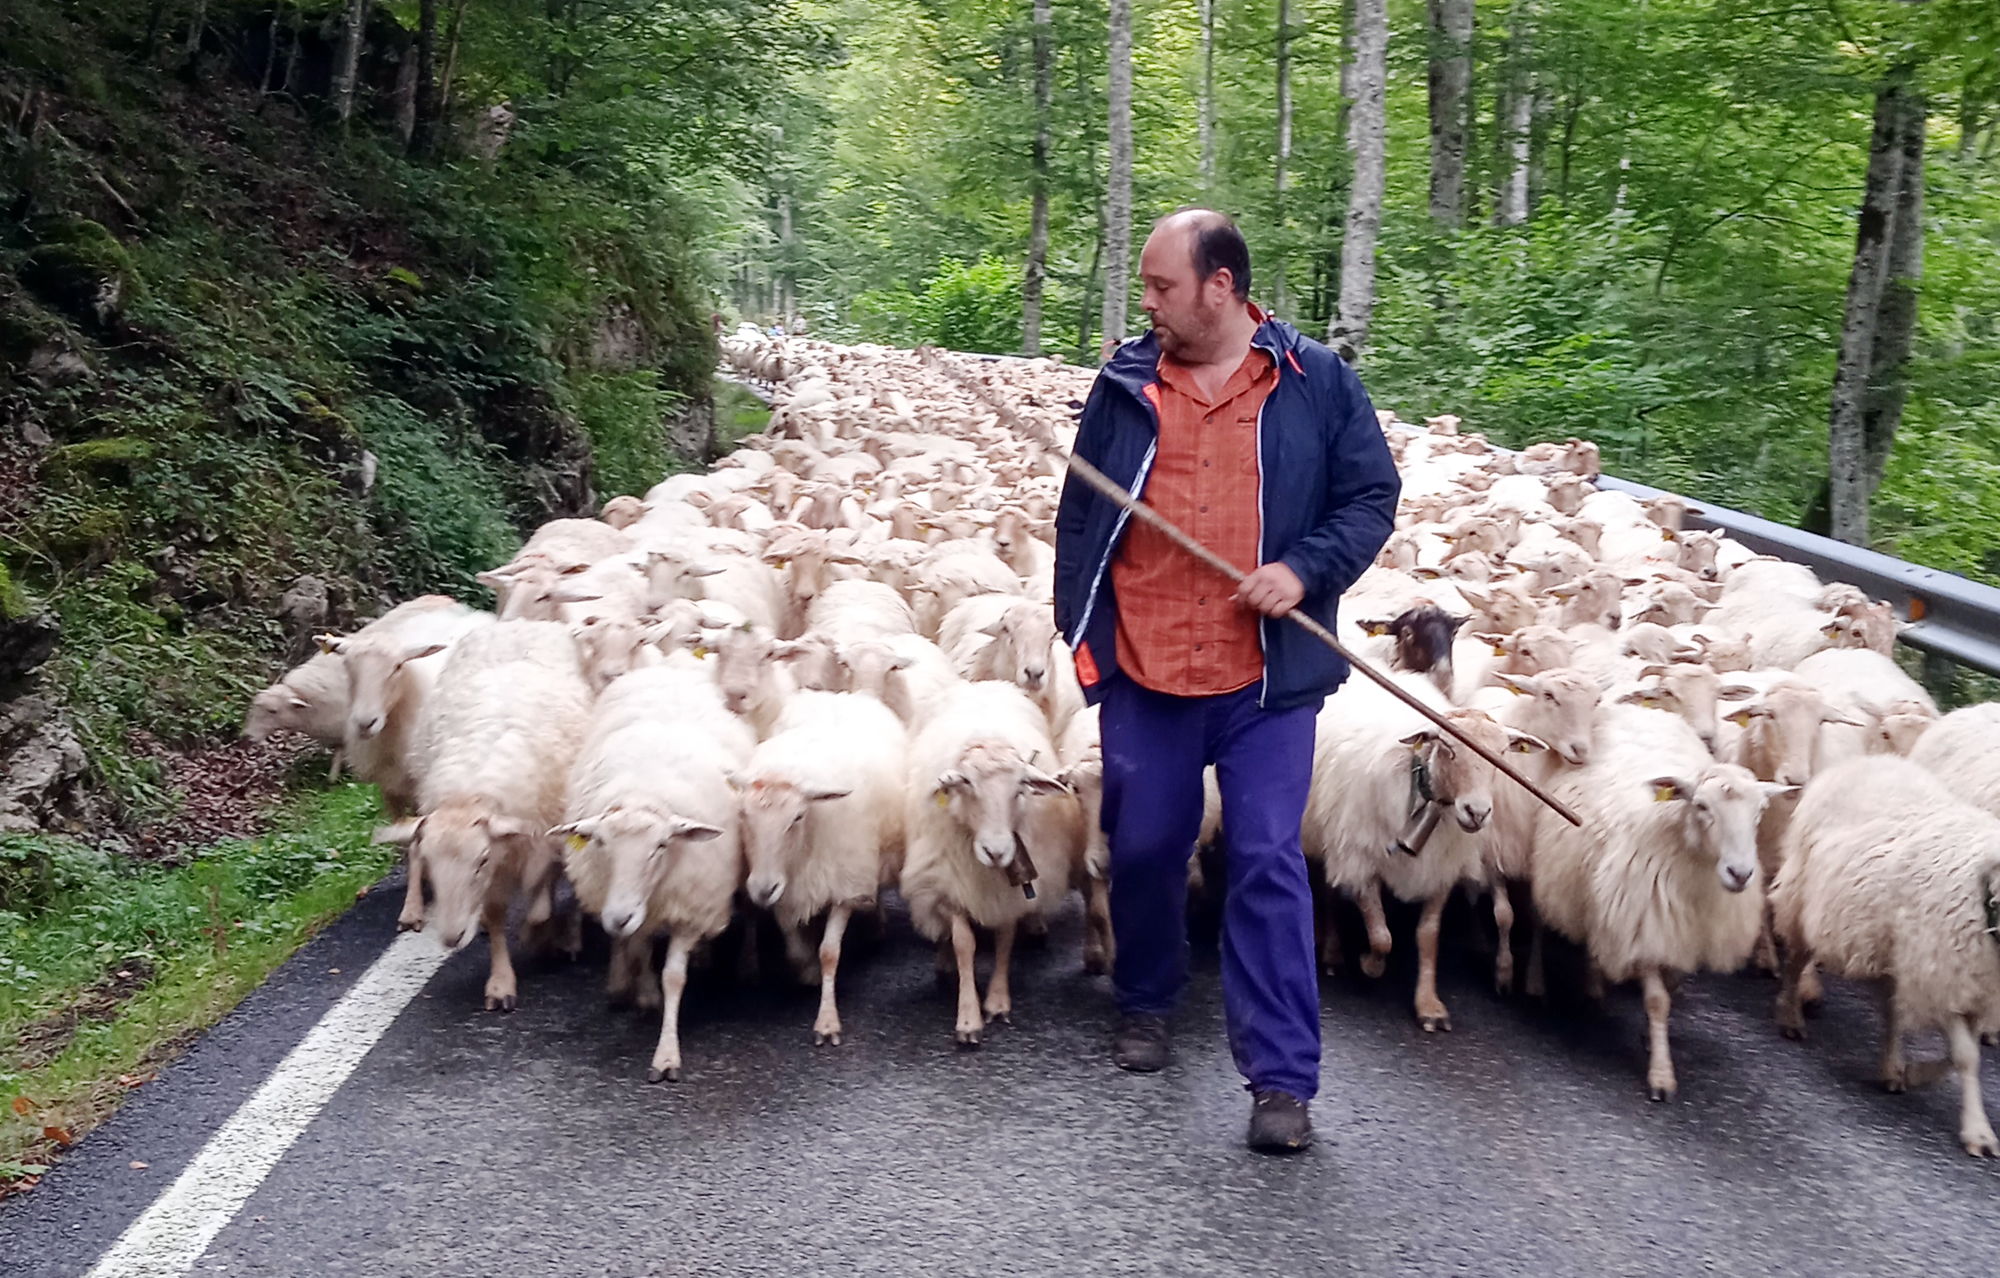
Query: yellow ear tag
692 646 710 659
1730 711 1752 728
1641 697 1659 709
776 559 790 570
1661 528 1675 541
1490 646 1507 657
1513 741 1534 754
1654 785 1677 803
565 834 587 853
934 791 950 809
1507 685 1525 696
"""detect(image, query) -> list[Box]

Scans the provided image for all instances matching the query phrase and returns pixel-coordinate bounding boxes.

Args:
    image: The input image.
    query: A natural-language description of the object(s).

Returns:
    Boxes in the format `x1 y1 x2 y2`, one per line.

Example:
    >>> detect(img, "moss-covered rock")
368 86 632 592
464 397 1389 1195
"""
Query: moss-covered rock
19 218 143 328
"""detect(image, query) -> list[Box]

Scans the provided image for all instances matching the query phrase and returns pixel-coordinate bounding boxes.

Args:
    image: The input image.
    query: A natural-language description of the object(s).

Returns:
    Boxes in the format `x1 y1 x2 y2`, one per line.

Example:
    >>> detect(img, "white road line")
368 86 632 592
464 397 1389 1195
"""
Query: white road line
84 932 447 1278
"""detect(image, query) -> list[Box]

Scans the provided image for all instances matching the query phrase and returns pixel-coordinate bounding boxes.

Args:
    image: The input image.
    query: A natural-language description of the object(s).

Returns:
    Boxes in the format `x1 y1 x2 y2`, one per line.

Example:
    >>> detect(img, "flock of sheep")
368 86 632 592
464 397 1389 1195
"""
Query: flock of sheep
243 334 2000 1158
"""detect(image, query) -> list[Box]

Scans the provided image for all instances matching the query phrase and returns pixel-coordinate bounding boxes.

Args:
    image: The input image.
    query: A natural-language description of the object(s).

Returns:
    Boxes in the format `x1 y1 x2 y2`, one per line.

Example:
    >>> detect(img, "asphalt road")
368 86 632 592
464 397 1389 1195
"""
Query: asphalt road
6 876 2000 1278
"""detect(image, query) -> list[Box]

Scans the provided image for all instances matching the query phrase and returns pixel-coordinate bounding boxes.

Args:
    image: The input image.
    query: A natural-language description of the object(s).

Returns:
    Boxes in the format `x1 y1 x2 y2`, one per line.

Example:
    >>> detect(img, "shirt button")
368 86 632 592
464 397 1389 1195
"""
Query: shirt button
1203 459 1212 467
1198 597 1207 605
1205 413 1215 423
1199 504 1209 513
1194 644 1204 652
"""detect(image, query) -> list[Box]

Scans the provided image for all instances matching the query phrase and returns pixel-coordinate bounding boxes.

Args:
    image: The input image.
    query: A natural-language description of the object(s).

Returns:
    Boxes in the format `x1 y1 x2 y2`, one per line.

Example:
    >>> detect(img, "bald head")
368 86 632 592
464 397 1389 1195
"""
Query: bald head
1151 209 1251 302
1138 208 1255 362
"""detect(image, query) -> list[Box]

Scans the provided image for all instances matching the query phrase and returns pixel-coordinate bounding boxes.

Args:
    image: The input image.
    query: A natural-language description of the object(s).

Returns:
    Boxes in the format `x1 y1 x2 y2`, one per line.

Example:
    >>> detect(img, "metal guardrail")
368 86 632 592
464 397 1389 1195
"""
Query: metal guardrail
1590 473 2000 678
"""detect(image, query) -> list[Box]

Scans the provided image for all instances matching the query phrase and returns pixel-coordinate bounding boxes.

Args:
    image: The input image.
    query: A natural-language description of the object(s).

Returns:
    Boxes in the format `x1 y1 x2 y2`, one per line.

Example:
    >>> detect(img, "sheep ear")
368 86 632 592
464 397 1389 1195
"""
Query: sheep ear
670 818 725 842
372 817 424 846
1019 768 1069 795
978 616 1011 638
1647 777 1693 803
684 562 728 579
1474 632 1509 655
1821 708 1869 728
802 786 853 802
1637 664 1672 679
482 814 532 841
934 770 968 796
1450 614 1473 632
287 694 312 709
888 654 914 671
315 632 349 655
1616 688 1662 708
1717 684 1759 702
1398 729 1436 751
1542 584 1577 600
1358 618 1391 637
1760 782 1802 802
1506 731 1550 755
399 641 449 665
1492 672 1538 698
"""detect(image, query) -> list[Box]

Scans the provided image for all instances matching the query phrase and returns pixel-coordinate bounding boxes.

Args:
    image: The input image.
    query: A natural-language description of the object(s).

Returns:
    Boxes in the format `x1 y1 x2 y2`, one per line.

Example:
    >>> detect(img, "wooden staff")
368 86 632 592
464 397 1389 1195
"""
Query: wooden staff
922 346 1583 829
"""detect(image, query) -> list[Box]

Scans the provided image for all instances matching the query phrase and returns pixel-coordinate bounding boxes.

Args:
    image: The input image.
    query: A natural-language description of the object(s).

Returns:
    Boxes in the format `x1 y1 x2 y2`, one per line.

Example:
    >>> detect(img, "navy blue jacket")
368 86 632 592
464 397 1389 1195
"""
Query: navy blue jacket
1053 317 1401 712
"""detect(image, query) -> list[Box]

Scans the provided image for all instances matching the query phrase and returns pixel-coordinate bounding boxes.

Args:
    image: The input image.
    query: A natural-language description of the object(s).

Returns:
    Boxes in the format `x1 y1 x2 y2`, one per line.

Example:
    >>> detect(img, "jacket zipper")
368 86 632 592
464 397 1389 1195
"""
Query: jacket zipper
1250 334 1282 709
1072 437 1157 650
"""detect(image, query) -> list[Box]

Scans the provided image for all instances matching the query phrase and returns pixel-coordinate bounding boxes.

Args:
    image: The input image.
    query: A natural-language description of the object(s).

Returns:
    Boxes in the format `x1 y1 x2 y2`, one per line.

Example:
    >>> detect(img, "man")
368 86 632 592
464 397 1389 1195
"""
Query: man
1053 209 1400 1153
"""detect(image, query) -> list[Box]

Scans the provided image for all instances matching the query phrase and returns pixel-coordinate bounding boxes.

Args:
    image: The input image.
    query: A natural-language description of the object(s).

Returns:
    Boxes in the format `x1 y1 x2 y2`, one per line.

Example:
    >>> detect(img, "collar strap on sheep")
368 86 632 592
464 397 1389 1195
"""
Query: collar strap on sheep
919 346 1582 831
1008 833 1039 899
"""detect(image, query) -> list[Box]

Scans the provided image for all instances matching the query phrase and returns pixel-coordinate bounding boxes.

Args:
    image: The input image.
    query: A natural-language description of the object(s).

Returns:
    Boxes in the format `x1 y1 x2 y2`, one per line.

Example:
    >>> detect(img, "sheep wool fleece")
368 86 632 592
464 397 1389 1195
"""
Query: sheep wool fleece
1100 674 1322 1101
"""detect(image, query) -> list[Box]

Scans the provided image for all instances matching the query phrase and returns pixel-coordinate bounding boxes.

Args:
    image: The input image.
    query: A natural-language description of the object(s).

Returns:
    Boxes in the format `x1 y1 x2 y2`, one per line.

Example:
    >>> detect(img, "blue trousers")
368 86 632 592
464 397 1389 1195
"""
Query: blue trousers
1099 675 1322 1101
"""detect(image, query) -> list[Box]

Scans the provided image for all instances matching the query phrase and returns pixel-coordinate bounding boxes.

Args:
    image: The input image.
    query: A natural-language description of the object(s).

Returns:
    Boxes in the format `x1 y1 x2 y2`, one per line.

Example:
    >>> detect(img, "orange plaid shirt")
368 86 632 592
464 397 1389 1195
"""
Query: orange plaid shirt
1111 344 1277 696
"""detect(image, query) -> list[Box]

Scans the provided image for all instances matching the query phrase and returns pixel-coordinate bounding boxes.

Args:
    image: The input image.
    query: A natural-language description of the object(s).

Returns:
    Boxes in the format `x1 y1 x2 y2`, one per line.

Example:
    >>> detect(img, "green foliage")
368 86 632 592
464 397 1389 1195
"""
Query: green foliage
851 254 1027 353
565 369 684 499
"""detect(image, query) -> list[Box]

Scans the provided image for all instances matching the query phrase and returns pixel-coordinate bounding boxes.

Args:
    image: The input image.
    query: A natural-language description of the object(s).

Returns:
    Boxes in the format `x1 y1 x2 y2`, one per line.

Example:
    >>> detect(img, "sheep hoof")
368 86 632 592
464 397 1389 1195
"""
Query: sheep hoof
1779 1023 1806 1042
1419 1013 1451 1034
1082 952 1108 976
646 1065 683 1084
1360 954 1387 980
1647 1083 1676 1102
1984 1031 2000 1049
955 1027 983 1048
397 916 424 933
814 1030 842 1047
1493 971 1514 996
485 993 517 1013
1962 1127 1999 1158
1883 1073 1908 1095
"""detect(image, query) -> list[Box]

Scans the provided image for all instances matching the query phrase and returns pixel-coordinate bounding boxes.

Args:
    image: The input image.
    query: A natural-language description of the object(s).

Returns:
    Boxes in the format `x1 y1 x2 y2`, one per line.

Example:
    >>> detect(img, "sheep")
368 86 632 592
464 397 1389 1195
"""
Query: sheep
1303 671 1550 1030
555 664 753 1081
1770 756 2000 1155
805 578 916 645
734 690 909 1045
1529 704 1792 1098
1909 703 2000 818
1056 705 1113 976
836 633 960 727
244 649 349 774
374 620 594 1013
900 681 1082 1046
1788 647 1936 764
936 593 1078 733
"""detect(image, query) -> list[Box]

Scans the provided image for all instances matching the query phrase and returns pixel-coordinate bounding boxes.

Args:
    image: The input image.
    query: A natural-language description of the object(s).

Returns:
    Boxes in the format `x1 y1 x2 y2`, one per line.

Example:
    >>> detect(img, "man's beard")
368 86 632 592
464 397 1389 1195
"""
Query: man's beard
1152 307 1219 360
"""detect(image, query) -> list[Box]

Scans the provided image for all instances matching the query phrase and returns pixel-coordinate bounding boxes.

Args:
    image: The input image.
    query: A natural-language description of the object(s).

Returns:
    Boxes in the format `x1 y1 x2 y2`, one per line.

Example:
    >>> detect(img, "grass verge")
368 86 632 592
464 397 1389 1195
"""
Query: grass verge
0 784 392 1193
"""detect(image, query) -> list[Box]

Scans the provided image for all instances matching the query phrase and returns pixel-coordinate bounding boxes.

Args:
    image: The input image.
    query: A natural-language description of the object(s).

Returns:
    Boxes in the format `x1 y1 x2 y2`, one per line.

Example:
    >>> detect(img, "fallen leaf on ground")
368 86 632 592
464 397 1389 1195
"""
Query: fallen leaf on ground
128 1161 148 1170
11 1096 36 1116
42 1126 73 1146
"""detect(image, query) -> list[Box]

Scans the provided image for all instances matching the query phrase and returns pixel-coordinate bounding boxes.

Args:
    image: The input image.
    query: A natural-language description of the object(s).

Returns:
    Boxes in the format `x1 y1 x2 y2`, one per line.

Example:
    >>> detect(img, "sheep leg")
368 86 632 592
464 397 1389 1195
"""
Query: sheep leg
1082 878 1114 976
1752 910 1780 976
1584 960 1607 1006
1948 1015 1999 1157
934 934 956 986
1414 893 1450 1032
647 933 696 1083
1317 893 1345 976
1798 958 1823 1006
783 921 818 986
1878 979 1911 1092
983 920 1017 1024
1524 923 1547 1001
606 932 641 1006
1491 881 1516 995
1641 965 1677 1101
327 747 344 783
813 904 852 1047
481 897 518 1013
397 849 426 933
950 913 984 1047
1356 880 1392 979
1775 941 1813 1040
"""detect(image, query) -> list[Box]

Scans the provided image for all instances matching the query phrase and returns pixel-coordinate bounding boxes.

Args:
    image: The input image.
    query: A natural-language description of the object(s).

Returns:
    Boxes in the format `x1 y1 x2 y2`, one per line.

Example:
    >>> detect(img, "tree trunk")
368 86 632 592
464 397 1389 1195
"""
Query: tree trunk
409 0 441 158
1101 0 1134 348
1198 0 1216 193
1828 65 1917 546
1274 0 1294 312
1330 0 1387 362
1426 0 1473 227
1862 82 1927 494
331 0 371 125
440 0 471 117
1496 0 1534 226
778 192 796 325
1023 0 1054 355
1079 212 1105 360
184 0 208 61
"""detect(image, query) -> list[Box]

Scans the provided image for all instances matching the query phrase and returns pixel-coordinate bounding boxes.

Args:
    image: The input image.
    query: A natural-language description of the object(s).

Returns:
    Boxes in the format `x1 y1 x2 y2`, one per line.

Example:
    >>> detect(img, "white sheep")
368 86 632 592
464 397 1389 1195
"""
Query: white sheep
555 664 753 1082
1908 703 2000 818
374 620 594 1013
735 690 908 1045
1529 705 1791 1098
900 681 1082 1045
1770 756 2000 1155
